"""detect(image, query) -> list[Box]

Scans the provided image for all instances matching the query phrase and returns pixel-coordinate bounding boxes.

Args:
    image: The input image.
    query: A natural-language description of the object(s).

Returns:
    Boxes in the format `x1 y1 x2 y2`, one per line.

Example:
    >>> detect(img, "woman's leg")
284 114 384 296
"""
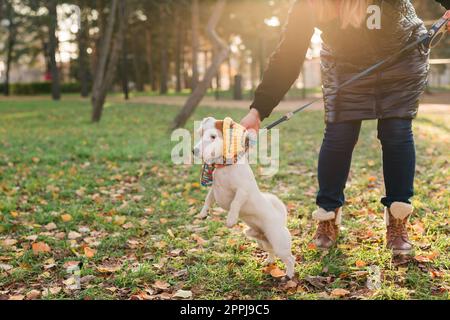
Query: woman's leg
377 118 415 207
377 118 415 255
316 120 362 211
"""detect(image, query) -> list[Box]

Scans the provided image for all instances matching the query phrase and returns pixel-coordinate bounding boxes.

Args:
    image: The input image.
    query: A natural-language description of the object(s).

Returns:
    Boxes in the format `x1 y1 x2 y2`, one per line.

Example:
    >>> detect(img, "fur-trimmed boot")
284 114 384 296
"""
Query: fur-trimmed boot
312 208 342 249
385 202 413 255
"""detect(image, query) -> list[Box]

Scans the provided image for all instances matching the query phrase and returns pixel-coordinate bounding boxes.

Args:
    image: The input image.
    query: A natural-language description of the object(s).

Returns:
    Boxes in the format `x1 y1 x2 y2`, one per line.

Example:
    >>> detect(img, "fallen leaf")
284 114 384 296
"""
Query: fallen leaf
172 289 193 299
61 214 73 222
152 280 170 290
32 242 51 255
113 215 126 226
284 280 298 289
331 288 350 298
26 290 41 300
97 264 121 273
414 252 439 263
68 231 82 240
122 222 134 229
2 239 18 247
45 222 57 231
42 287 62 296
0 263 13 271
355 260 367 268
84 247 96 258
269 265 286 278
9 295 25 300
191 234 206 246
305 275 331 289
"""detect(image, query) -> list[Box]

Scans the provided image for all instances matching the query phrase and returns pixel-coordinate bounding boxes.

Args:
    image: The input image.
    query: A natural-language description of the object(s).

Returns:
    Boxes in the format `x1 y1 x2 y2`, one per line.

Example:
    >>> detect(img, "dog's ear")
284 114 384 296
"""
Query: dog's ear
215 120 224 132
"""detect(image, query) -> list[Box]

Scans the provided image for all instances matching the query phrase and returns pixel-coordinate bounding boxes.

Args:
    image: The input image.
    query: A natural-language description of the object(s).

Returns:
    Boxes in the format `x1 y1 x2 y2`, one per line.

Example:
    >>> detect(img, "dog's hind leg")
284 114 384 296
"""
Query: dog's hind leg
266 228 295 279
257 238 276 265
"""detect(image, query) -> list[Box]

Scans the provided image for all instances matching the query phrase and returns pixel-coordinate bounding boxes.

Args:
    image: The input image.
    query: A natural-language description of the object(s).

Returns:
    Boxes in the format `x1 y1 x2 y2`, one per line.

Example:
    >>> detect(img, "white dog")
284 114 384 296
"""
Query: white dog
193 117 295 279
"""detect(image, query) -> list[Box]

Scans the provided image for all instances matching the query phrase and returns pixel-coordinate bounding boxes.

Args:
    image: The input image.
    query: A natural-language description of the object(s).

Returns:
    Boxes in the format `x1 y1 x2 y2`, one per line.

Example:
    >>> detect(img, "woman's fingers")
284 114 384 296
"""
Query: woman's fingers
240 109 261 133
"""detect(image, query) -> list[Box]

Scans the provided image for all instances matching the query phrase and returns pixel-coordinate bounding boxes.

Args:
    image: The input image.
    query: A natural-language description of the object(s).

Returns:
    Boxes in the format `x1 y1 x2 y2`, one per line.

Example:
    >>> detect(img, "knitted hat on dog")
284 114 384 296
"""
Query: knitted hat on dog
200 117 249 187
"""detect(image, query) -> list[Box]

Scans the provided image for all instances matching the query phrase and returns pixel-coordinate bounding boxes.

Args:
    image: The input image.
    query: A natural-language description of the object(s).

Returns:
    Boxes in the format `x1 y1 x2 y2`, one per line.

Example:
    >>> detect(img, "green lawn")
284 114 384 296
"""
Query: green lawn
0 98 448 300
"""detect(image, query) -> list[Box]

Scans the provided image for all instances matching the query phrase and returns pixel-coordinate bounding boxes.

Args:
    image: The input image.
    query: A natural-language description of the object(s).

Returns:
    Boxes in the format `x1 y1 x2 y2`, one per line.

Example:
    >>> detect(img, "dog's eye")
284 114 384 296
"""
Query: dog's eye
210 135 216 140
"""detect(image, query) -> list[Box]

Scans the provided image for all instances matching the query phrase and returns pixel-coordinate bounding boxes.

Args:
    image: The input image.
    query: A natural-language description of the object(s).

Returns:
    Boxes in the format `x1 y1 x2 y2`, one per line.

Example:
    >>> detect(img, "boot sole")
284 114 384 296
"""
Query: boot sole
392 248 413 256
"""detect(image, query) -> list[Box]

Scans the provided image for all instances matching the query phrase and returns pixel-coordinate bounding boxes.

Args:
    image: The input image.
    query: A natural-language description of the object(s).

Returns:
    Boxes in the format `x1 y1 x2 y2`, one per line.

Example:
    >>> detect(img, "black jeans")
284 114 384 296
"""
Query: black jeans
316 118 415 211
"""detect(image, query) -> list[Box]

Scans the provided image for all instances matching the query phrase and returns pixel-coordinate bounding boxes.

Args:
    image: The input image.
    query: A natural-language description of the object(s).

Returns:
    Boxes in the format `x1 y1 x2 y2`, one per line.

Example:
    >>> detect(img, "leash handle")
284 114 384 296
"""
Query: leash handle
422 12 449 50
265 115 288 130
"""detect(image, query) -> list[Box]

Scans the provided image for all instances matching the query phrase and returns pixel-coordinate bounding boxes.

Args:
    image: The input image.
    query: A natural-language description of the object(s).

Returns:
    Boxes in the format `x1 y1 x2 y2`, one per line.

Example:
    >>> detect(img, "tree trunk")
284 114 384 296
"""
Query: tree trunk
132 27 144 92
0 0 4 20
173 0 229 129
91 0 126 122
175 7 183 93
145 29 157 92
121 34 129 100
46 0 61 100
159 4 169 95
3 1 15 96
78 4 90 97
191 0 200 91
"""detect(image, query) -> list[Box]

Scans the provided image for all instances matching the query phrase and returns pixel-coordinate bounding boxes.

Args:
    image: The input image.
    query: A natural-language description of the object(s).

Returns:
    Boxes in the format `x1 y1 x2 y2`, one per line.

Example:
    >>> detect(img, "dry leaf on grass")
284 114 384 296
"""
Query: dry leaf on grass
172 289 193 299
0 264 13 271
61 214 73 222
84 247 96 258
330 288 350 298
152 280 170 290
45 222 57 231
355 260 367 267
414 252 439 263
97 264 121 273
263 264 286 278
26 290 41 300
32 242 51 255
2 239 18 247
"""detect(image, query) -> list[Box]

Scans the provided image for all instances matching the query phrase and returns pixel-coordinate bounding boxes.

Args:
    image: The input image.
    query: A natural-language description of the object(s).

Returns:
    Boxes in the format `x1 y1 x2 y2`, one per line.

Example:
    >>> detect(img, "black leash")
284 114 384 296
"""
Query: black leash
264 14 449 130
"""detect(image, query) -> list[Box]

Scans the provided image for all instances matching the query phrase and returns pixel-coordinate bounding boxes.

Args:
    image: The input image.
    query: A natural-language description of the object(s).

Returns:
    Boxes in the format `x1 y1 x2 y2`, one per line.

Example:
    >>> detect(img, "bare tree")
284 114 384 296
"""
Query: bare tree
145 28 157 92
175 5 183 93
3 0 15 96
77 1 90 97
191 0 200 91
172 0 229 129
159 4 169 95
91 0 127 122
46 0 61 100
0 0 4 20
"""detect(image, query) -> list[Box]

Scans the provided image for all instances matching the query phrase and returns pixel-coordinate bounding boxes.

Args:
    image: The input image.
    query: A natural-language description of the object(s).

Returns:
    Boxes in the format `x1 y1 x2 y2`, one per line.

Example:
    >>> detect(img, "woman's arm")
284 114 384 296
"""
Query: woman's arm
249 0 315 121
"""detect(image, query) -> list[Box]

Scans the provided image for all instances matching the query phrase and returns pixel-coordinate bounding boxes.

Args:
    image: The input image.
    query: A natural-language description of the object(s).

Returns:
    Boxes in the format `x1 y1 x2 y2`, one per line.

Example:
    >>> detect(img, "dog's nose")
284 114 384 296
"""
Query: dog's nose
192 148 200 157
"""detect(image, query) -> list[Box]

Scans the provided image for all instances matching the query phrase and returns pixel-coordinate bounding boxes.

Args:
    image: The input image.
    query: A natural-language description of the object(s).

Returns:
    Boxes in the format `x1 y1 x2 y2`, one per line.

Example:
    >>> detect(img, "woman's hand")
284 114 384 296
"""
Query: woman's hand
446 11 450 32
241 109 261 134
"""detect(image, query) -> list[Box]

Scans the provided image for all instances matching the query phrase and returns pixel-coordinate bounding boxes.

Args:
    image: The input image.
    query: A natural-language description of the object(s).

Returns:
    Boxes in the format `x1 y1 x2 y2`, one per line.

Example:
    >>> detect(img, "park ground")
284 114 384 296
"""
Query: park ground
0 96 448 300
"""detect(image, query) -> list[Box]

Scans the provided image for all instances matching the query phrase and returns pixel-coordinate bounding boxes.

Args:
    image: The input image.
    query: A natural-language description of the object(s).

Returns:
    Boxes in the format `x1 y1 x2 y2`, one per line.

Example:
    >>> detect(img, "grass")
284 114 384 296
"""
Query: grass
0 98 448 300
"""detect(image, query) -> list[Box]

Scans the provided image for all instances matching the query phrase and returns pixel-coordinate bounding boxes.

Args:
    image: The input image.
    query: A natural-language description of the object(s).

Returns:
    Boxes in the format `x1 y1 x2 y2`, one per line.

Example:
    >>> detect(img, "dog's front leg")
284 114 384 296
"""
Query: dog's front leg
226 189 247 228
198 189 215 219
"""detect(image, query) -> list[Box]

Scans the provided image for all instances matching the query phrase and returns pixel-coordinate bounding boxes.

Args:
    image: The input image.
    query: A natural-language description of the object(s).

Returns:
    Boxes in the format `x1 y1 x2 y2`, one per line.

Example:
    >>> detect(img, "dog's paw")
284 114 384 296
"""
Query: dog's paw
197 209 208 219
226 217 238 228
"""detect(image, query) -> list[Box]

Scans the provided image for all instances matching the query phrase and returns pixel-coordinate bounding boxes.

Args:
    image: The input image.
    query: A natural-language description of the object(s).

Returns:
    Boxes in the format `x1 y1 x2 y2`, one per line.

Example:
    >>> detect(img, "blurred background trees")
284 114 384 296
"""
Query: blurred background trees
0 0 448 122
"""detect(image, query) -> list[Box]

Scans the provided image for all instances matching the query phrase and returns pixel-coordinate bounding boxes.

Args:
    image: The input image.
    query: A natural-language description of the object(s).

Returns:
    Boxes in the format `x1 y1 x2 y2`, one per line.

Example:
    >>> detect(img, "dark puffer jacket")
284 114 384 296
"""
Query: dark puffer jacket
251 0 449 123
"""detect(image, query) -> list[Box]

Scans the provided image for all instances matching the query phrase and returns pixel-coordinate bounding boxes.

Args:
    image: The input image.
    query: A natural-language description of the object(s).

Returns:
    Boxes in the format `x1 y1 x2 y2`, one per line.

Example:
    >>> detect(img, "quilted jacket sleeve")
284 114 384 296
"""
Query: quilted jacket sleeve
250 0 315 121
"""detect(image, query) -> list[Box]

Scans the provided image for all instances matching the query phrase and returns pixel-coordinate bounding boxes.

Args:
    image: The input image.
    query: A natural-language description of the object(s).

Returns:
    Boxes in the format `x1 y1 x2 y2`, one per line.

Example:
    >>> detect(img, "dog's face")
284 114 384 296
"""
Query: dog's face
193 117 224 164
